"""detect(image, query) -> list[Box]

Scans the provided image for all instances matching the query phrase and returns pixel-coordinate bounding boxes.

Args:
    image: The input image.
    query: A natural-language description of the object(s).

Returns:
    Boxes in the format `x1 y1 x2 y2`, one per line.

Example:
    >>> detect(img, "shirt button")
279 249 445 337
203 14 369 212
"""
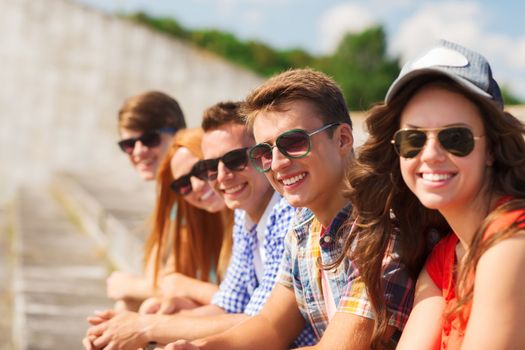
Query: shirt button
323 236 332 243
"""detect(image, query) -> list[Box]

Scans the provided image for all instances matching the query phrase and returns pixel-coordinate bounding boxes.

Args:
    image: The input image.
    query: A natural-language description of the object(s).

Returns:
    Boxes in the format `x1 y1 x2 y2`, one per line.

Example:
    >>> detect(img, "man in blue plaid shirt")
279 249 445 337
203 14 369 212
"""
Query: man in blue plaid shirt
84 101 315 349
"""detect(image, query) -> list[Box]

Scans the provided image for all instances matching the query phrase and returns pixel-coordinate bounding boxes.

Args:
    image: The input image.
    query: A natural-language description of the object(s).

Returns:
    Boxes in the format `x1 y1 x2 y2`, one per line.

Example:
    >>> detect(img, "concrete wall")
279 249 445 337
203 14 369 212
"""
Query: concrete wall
0 0 264 203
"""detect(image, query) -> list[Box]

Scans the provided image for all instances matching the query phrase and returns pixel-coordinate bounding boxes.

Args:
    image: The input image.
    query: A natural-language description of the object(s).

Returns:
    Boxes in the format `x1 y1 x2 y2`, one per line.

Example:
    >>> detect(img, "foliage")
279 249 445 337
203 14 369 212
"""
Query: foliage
126 12 522 109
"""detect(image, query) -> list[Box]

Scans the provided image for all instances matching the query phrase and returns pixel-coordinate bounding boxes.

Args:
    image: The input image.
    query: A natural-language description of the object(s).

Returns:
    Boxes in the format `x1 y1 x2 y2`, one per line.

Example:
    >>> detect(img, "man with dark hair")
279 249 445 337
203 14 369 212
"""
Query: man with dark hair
162 69 413 350
83 101 315 349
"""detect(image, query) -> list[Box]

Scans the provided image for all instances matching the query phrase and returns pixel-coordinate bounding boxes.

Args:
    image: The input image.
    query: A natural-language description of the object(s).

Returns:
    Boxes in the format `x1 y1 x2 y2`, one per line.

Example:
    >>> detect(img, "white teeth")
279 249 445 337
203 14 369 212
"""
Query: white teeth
282 173 306 186
421 173 452 181
223 184 244 194
200 190 213 201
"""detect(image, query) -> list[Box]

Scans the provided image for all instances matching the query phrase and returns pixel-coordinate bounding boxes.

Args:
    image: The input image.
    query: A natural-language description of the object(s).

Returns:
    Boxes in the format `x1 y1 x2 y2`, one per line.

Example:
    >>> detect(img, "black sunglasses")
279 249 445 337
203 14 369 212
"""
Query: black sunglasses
391 127 483 158
193 147 249 181
249 123 340 173
118 127 177 154
170 161 209 195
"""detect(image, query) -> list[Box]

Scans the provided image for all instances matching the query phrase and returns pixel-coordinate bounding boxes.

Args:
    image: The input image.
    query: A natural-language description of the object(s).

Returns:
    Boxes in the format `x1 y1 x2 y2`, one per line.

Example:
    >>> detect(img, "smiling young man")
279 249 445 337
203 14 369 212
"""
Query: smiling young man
83 101 315 350
117 91 186 181
161 69 414 350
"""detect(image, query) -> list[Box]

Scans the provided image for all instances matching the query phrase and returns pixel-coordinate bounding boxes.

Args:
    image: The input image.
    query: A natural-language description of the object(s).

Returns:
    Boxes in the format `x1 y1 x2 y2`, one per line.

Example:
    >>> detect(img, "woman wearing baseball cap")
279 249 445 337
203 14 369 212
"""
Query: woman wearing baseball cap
345 40 525 349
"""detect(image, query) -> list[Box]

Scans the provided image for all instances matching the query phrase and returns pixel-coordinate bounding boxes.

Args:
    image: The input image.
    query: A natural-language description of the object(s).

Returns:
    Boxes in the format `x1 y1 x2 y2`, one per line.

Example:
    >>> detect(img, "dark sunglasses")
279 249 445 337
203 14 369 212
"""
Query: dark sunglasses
170 161 209 195
193 147 249 181
391 126 483 158
118 127 177 154
249 123 340 173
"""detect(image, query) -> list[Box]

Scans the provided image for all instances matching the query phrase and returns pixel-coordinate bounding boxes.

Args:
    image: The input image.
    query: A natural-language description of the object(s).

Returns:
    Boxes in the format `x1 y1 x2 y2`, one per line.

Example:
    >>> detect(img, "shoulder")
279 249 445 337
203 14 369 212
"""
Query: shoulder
484 207 525 239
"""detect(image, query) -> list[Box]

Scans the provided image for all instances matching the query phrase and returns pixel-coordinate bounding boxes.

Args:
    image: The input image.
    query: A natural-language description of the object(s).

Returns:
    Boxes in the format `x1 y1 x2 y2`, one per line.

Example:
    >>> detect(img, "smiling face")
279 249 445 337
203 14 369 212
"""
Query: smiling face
252 100 353 220
170 146 225 213
119 128 173 181
398 85 493 215
202 123 274 221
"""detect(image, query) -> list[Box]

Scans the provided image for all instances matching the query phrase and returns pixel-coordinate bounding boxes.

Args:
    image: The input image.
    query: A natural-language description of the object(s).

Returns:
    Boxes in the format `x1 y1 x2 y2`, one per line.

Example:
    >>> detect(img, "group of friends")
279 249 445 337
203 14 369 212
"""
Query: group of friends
82 40 525 350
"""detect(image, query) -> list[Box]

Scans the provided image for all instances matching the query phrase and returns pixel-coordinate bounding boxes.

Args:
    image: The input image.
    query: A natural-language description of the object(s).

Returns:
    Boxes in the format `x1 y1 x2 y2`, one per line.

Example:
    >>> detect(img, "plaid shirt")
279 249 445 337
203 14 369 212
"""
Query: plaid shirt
278 203 414 344
211 193 293 316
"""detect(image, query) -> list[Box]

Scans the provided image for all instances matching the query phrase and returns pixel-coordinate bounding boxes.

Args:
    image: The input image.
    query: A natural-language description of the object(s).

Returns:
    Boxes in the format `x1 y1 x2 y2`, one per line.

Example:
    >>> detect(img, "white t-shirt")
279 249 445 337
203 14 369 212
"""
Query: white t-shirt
244 191 281 283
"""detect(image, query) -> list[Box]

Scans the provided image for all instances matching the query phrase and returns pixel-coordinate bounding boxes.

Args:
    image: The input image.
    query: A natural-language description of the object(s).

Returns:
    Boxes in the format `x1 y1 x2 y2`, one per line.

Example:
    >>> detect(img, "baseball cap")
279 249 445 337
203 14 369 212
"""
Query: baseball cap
385 40 503 109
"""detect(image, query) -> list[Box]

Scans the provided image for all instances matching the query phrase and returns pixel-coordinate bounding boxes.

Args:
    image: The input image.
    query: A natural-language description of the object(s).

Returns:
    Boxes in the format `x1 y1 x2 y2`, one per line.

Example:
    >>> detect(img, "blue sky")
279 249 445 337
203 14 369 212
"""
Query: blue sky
75 0 525 100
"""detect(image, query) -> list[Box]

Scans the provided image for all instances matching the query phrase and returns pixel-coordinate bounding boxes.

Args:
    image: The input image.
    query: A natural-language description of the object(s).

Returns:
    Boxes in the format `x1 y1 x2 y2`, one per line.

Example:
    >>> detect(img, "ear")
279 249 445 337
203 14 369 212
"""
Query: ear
336 123 354 156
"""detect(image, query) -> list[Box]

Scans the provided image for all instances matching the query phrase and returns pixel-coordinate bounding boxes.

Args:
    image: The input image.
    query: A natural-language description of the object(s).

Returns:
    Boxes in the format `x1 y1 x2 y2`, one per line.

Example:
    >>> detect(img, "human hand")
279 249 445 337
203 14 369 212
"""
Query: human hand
86 311 149 350
139 297 162 314
87 309 116 326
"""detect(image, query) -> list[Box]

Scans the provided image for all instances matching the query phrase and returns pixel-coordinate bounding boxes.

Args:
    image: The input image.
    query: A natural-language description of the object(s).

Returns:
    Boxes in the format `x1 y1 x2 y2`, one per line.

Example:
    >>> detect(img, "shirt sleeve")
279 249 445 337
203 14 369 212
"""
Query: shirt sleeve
211 210 252 313
244 198 295 316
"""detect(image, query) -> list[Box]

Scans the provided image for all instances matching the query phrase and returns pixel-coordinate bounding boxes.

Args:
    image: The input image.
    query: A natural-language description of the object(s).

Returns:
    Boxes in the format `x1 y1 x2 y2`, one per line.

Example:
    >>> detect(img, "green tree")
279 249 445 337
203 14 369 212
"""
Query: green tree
314 26 399 110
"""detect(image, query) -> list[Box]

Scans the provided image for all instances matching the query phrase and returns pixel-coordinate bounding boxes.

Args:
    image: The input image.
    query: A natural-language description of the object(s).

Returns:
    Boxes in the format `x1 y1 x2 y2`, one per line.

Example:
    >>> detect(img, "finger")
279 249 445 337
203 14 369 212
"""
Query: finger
95 309 116 319
86 315 106 325
81 336 94 350
92 332 112 348
86 323 107 337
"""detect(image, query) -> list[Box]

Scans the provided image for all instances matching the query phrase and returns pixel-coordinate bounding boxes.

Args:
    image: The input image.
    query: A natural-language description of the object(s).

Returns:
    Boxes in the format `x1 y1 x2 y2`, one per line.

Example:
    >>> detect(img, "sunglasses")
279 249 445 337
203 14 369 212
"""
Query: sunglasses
249 123 340 173
118 127 177 154
193 147 249 181
391 127 483 158
170 161 209 195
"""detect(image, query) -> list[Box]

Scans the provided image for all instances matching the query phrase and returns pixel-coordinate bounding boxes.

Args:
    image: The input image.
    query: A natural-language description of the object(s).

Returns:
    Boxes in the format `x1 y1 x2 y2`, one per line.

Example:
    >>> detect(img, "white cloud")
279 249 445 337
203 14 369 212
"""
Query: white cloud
317 3 377 53
390 1 525 100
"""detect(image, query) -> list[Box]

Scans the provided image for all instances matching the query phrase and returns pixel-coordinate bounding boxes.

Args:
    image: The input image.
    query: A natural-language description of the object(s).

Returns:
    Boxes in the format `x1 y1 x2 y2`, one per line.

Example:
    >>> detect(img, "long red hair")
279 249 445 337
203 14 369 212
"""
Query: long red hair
144 128 233 287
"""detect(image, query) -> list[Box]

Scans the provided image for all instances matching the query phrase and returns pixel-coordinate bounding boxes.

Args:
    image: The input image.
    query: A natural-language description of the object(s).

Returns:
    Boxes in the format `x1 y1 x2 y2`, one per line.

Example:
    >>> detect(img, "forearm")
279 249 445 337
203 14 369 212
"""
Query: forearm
177 277 219 305
197 314 289 350
144 312 249 344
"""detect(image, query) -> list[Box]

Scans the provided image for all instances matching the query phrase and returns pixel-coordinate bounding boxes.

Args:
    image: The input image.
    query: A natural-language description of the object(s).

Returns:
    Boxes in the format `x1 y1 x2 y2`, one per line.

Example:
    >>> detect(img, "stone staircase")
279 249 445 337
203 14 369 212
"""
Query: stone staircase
2 173 154 349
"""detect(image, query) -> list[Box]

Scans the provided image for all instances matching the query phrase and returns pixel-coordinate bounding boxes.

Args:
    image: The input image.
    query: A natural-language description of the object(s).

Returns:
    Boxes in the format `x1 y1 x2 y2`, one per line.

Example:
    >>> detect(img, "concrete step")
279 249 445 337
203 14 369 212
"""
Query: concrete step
52 172 154 274
12 185 112 350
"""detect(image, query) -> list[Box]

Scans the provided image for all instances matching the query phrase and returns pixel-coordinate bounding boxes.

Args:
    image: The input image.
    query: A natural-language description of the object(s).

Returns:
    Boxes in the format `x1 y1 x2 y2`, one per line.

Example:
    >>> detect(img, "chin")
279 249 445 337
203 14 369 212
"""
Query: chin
139 172 155 181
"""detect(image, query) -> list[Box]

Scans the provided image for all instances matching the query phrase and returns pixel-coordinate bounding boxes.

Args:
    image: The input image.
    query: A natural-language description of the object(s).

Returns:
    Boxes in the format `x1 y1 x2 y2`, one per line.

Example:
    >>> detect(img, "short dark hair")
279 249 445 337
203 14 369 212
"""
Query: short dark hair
201 101 244 131
243 68 351 128
118 91 186 132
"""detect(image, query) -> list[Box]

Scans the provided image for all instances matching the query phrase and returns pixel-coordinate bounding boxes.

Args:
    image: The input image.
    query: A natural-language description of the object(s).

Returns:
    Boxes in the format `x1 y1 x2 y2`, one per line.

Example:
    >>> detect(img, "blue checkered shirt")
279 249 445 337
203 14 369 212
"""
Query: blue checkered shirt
211 194 293 315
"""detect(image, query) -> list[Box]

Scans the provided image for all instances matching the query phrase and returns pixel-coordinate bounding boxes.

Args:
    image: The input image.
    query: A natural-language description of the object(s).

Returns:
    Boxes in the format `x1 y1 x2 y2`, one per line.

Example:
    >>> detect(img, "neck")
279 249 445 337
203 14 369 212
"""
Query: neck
246 188 275 223
310 181 349 227
440 191 497 251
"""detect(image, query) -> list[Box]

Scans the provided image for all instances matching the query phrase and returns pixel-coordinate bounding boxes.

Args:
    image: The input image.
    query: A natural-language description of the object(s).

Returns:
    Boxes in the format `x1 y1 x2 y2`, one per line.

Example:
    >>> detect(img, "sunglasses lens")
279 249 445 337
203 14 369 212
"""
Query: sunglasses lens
394 130 427 158
277 130 310 158
249 144 273 172
140 131 162 148
170 176 192 195
118 139 136 154
438 127 474 157
223 149 248 171
201 159 219 181
192 160 209 180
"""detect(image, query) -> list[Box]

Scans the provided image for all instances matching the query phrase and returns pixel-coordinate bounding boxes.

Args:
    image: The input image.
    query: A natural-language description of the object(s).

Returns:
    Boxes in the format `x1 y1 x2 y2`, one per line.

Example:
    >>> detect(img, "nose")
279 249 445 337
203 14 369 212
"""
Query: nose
271 146 291 172
419 134 447 162
132 140 149 157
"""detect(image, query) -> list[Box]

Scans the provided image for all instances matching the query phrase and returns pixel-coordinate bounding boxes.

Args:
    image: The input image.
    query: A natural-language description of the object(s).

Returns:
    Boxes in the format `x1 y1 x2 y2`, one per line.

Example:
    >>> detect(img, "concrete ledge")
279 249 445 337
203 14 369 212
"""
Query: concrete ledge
51 172 143 273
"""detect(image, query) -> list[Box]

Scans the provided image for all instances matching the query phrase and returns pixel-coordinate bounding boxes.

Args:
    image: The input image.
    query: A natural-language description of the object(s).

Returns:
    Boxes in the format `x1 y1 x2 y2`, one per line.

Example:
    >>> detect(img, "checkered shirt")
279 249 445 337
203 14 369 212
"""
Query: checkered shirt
211 194 293 316
277 203 414 345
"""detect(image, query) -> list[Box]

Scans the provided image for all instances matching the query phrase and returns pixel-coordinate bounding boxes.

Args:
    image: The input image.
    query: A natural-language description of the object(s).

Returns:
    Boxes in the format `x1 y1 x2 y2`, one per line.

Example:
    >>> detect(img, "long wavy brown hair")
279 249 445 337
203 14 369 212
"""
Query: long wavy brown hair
144 127 233 288
340 74 525 348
